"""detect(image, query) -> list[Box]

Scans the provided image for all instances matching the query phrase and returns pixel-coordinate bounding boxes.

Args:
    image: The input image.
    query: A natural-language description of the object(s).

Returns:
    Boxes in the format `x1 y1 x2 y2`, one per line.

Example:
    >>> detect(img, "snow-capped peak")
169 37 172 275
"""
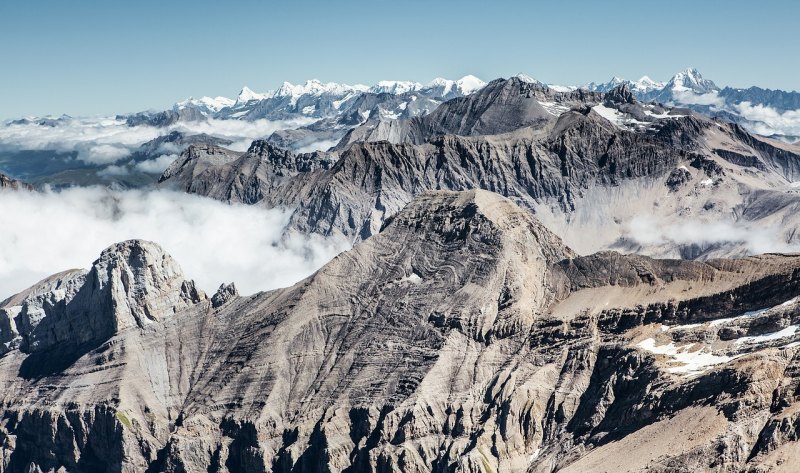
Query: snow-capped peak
174 95 235 113
276 80 368 98
370 80 423 95
236 86 271 105
455 75 486 94
631 75 666 93
514 73 540 84
667 68 718 93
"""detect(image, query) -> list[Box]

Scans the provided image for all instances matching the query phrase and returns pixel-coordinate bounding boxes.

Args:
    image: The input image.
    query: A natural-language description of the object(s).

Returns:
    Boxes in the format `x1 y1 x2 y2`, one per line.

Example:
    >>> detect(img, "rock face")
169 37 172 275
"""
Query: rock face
3 190 800 472
0 240 205 357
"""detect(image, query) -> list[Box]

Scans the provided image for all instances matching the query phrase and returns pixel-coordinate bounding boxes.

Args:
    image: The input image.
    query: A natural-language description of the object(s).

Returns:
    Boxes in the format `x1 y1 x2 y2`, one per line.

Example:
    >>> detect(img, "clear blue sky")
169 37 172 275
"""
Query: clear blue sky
1 0 797 118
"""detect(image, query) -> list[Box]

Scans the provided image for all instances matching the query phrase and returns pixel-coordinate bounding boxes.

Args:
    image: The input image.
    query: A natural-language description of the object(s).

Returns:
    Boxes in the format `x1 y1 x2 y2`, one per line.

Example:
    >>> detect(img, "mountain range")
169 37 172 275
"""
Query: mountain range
2 69 800 471
1 69 798 189
158 77 800 261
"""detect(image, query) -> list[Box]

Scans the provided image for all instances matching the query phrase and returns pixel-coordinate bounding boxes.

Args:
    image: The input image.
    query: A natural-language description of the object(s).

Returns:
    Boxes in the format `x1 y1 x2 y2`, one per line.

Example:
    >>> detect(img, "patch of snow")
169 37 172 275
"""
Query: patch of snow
592 104 648 129
529 448 541 462
547 84 576 93
709 306 773 327
638 338 737 375
514 73 539 84
643 106 687 120
379 109 400 121
302 106 315 115
783 341 800 349
400 272 423 284
700 178 714 186
736 326 799 345
667 323 703 331
539 101 570 116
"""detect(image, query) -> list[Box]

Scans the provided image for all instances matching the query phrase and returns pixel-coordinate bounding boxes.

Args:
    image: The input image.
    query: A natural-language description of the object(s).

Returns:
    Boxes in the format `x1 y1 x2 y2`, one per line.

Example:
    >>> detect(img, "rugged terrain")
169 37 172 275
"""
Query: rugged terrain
2 190 800 472
159 79 800 259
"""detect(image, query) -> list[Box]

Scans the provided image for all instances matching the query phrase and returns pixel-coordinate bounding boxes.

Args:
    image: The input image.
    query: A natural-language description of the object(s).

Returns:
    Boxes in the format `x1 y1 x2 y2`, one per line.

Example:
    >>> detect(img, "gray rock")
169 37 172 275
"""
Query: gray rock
3 190 800 471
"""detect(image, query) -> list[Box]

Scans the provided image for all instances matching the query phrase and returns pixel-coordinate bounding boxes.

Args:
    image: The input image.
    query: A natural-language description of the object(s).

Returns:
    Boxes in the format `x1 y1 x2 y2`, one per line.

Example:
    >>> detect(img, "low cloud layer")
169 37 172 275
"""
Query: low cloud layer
625 215 799 255
733 102 800 138
0 116 317 166
0 187 348 301
668 92 800 139
671 90 726 108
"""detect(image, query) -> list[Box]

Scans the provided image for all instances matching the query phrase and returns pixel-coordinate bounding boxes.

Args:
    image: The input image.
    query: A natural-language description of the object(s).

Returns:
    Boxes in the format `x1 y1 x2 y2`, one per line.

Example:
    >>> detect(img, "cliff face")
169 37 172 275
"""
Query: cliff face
2 190 800 472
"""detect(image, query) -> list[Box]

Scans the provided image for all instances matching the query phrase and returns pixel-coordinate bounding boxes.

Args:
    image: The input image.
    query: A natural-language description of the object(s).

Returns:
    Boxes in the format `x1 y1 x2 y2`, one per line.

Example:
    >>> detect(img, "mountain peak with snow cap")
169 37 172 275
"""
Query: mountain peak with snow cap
666 67 719 93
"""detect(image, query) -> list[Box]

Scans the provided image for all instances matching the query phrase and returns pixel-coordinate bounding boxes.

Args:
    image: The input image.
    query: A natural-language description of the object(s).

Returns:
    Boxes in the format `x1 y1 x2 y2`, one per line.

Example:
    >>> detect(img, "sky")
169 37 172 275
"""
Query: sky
1 0 798 118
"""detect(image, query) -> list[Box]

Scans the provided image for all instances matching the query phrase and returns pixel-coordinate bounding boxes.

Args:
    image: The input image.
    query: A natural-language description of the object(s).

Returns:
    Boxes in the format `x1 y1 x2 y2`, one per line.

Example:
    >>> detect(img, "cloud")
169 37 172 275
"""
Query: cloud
83 144 132 164
294 138 341 154
671 90 725 108
172 117 316 151
732 101 800 137
0 187 348 301
134 154 179 174
624 215 799 255
0 116 316 165
97 164 130 177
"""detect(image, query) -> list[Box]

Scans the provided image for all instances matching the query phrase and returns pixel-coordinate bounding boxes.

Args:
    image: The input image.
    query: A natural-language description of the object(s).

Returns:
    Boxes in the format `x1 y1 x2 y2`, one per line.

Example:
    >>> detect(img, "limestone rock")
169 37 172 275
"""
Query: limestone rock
3 191 800 471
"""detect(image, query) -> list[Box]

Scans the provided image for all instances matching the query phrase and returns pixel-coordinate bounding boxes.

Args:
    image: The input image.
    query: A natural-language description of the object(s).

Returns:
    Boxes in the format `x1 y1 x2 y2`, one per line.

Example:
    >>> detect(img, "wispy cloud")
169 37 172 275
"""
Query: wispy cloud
0 187 348 300
671 90 726 108
732 101 800 137
624 215 799 255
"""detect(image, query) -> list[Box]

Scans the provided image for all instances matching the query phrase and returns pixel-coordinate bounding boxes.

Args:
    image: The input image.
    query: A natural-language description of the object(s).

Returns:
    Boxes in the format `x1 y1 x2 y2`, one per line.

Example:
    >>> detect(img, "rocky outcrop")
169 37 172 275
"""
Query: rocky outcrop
0 173 33 191
3 190 800 471
0 240 205 357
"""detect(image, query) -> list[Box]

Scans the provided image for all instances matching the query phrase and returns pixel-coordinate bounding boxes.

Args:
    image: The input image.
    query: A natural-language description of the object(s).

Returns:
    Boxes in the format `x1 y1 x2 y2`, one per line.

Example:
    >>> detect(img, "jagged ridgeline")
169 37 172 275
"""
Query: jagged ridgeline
159 78 800 260
3 73 800 472
2 190 800 471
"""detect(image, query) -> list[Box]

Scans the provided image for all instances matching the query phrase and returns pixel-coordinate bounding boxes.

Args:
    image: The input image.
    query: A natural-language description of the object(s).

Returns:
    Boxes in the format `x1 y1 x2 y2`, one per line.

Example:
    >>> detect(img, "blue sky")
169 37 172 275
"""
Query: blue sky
1 0 797 118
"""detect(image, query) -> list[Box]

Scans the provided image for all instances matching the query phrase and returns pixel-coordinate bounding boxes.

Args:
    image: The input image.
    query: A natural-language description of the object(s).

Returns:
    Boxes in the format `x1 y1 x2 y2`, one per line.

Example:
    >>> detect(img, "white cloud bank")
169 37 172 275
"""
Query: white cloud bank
668 92 800 138
0 187 348 300
0 116 316 165
625 215 799 255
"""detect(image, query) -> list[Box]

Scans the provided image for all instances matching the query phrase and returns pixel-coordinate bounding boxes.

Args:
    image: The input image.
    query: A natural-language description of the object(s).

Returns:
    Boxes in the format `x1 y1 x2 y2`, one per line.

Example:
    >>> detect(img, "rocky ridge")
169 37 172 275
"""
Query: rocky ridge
159 82 800 259
2 190 800 471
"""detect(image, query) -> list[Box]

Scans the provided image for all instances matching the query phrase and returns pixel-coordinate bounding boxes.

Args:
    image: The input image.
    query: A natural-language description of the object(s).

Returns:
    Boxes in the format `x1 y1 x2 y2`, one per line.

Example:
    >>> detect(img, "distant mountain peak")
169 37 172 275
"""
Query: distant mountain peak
667 67 718 93
235 86 270 104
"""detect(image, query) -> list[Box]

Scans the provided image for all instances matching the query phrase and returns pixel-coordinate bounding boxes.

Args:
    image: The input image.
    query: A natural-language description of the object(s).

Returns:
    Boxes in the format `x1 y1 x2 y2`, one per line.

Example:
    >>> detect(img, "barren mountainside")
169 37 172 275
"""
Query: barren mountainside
2 191 800 472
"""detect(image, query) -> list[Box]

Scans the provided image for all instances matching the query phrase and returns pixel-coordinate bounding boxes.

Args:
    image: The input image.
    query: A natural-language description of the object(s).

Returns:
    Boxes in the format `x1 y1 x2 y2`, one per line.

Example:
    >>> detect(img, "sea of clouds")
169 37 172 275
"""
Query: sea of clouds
0 186 349 301
0 115 319 168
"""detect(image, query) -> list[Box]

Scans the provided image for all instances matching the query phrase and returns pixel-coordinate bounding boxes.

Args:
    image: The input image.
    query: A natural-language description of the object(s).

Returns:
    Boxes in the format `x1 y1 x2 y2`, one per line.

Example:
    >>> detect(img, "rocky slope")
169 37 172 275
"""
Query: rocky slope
334 77 602 149
2 190 800 471
159 84 800 259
